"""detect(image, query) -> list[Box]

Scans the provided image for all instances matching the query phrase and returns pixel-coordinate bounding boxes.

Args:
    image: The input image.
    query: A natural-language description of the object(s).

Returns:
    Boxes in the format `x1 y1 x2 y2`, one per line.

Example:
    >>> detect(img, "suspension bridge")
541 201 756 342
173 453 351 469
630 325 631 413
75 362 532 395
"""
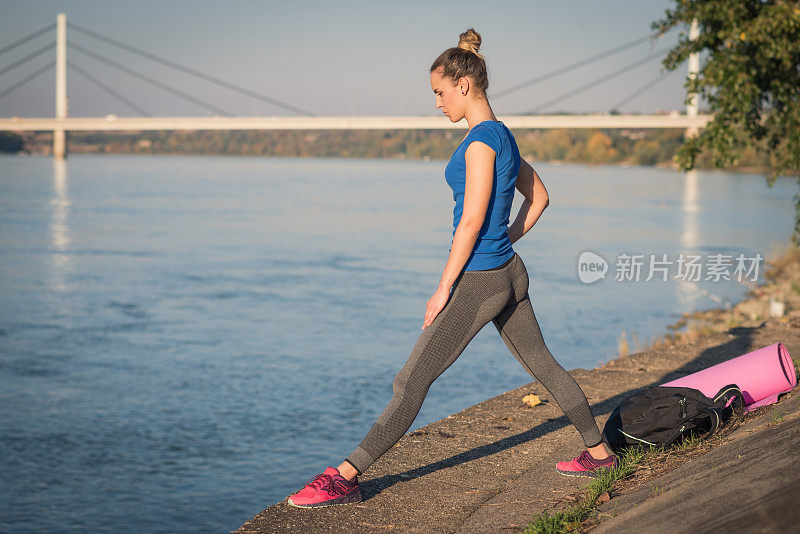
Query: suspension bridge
0 13 710 159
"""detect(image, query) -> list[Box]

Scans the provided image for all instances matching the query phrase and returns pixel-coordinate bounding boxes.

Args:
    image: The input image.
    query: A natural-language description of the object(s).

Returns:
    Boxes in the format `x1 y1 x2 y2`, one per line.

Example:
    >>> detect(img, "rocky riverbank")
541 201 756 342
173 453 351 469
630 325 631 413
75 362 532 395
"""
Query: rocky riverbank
235 245 799 533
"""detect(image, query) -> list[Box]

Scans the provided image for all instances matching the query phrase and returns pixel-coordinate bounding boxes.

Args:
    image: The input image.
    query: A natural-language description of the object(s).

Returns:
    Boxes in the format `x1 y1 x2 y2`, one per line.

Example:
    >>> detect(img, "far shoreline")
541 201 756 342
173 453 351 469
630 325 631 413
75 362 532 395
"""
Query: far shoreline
5 126 798 177
2 150 797 179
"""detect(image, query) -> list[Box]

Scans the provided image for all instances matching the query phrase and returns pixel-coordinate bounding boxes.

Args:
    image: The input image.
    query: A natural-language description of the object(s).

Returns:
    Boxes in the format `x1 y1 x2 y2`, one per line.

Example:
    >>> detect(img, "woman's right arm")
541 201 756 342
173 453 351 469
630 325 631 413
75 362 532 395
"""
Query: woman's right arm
507 158 550 245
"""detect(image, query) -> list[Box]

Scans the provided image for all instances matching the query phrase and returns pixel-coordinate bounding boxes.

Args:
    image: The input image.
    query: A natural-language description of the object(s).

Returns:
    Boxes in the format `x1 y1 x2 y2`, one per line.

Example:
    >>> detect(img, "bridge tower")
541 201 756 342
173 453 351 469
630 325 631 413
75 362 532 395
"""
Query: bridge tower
685 18 700 139
53 13 67 159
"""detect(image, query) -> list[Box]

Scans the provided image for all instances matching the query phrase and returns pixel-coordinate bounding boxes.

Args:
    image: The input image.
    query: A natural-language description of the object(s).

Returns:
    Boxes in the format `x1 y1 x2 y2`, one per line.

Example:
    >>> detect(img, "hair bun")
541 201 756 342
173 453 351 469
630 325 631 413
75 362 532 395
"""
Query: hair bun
457 28 483 59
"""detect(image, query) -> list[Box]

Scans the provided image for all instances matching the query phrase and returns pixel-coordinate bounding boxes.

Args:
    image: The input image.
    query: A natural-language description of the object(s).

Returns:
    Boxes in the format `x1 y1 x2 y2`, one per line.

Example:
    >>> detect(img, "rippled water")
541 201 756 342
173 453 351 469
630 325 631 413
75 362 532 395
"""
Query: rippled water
0 154 794 532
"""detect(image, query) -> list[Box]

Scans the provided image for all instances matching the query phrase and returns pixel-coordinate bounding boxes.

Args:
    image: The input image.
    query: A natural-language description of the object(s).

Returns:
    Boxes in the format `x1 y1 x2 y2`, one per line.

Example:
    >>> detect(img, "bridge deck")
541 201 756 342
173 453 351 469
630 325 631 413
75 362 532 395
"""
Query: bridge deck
0 114 712 131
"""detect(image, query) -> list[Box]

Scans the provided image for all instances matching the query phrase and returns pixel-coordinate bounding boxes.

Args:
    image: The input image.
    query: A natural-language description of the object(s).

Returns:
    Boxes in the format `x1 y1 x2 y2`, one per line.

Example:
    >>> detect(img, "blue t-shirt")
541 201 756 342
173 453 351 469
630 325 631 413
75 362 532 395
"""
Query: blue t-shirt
444 120 521 271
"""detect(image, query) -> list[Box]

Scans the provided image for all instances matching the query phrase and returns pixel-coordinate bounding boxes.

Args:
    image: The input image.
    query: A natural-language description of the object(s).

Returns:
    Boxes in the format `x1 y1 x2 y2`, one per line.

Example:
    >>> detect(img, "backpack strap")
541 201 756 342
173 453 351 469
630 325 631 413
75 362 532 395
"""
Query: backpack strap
711 384 745 411
709 383 745 435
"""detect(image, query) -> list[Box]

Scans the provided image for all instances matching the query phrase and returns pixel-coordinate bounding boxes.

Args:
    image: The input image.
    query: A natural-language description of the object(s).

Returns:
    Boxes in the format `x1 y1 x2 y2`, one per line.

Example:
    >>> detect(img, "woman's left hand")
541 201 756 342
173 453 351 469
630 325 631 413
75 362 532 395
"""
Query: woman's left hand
423 286 451 330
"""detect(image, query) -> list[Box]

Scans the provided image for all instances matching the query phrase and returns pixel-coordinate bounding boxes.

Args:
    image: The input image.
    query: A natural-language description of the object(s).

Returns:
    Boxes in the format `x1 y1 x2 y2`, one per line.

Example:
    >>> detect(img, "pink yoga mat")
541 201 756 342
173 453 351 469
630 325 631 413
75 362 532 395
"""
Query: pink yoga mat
662 342 796 412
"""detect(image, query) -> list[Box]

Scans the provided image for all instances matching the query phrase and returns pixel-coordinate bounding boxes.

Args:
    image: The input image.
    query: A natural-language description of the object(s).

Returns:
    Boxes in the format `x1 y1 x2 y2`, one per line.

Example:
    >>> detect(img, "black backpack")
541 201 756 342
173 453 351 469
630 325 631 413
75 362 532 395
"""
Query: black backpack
602 384 745 451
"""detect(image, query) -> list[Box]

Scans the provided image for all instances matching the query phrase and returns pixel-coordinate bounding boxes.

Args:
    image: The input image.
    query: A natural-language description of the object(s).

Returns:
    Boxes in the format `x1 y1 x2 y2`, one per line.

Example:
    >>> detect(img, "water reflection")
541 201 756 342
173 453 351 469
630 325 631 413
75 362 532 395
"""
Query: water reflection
675 168 704 311
680 168 700 243
48 158 72 292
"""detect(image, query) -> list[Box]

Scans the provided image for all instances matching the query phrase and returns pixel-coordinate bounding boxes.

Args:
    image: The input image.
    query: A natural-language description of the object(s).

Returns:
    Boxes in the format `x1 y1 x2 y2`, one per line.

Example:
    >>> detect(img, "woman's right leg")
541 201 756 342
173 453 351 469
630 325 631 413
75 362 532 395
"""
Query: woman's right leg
491 294 604 448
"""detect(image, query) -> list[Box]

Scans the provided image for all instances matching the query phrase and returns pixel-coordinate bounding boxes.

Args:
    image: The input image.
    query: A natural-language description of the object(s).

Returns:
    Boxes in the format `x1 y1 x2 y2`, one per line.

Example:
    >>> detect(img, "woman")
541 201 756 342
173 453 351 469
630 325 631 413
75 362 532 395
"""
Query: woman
286 28 617 509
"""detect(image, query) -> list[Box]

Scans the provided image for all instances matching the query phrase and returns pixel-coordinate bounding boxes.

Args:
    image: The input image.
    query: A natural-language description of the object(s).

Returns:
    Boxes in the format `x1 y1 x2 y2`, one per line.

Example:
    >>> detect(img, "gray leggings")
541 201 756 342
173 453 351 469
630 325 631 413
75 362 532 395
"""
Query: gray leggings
345 252 603 475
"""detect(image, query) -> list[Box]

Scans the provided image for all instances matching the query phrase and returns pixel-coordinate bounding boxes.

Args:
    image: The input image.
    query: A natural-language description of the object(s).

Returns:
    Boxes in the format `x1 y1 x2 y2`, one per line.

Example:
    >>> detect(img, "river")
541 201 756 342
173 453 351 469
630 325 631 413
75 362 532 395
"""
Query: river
0 153 795 532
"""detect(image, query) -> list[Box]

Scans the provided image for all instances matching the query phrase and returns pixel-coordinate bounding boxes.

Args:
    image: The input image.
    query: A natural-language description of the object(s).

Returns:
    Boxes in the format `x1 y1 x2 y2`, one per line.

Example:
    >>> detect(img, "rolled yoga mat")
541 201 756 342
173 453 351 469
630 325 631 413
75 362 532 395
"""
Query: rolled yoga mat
662 342 796 412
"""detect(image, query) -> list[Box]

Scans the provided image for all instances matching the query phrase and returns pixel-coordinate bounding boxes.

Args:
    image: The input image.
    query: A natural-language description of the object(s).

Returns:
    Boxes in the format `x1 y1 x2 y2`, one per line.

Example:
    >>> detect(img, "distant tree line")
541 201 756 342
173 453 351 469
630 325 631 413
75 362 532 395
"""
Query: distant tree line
0 132 24 152
1 128 788 173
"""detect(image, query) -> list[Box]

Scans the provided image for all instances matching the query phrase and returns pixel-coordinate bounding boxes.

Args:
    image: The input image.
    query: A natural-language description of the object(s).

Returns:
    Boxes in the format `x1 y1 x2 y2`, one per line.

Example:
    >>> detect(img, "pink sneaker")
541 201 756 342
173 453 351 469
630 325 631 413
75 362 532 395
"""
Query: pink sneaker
286 466 362 508
556 450 618 478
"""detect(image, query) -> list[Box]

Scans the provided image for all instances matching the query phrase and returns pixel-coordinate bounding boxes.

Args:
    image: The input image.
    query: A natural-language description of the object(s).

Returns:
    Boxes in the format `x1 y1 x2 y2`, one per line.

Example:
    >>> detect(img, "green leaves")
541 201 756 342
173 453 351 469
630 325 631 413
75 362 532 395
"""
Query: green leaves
654 0 800 245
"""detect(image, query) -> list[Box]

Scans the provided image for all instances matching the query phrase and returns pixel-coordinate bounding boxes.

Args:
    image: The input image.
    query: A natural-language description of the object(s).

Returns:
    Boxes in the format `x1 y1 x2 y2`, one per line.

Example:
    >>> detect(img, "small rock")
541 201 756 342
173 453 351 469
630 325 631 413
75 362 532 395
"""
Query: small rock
770 298 785 318
596 492 611 504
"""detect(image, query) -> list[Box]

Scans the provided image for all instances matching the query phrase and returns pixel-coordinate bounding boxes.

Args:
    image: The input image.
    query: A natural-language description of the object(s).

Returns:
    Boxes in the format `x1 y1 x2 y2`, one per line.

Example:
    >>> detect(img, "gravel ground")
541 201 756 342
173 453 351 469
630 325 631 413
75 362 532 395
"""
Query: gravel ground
235 248 800 533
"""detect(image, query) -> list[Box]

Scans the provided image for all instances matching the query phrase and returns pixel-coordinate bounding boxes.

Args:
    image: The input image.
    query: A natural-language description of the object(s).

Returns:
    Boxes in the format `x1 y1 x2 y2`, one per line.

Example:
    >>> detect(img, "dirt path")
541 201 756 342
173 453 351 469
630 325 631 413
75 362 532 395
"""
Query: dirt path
235 247 800 533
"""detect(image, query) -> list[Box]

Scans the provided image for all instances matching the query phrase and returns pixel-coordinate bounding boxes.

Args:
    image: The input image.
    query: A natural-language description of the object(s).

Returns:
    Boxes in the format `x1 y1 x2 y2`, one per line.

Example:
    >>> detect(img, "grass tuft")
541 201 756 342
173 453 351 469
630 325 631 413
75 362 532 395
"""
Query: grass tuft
523 398 773 534
523 447 647 534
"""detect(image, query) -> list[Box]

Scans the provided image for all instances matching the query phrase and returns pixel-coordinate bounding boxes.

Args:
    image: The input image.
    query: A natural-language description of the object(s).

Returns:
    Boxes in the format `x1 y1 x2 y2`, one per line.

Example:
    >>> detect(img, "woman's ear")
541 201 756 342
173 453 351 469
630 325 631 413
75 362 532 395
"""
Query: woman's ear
458 76 470 96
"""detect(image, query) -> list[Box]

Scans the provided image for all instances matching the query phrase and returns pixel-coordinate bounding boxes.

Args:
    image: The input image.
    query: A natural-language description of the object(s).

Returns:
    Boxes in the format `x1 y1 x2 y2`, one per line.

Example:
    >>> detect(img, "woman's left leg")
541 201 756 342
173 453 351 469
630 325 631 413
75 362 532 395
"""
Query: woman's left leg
345 267 517 476
287 260 519 508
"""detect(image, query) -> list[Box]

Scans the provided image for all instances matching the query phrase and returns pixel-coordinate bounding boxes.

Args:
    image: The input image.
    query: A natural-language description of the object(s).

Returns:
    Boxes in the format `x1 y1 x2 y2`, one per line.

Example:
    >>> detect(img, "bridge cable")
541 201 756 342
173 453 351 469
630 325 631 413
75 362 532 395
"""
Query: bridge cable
610 67 676 111
68 41 231 116
0 23 55 58
0 42 55 77
525 48 669 114
67 59 152 116
0 60 55 100
490 33 662 100
67 21 316 117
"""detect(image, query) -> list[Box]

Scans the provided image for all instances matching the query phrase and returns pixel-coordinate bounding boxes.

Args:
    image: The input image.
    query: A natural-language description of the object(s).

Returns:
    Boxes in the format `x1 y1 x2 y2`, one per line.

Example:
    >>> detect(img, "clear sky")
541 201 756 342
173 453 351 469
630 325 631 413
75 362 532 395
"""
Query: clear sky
0 0 699 118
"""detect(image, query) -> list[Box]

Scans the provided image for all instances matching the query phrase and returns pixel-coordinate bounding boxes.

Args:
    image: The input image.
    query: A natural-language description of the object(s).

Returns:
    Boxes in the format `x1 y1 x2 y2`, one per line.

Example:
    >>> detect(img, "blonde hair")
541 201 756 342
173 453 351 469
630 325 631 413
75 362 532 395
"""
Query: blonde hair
430 28 489 94
457 28 483 60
